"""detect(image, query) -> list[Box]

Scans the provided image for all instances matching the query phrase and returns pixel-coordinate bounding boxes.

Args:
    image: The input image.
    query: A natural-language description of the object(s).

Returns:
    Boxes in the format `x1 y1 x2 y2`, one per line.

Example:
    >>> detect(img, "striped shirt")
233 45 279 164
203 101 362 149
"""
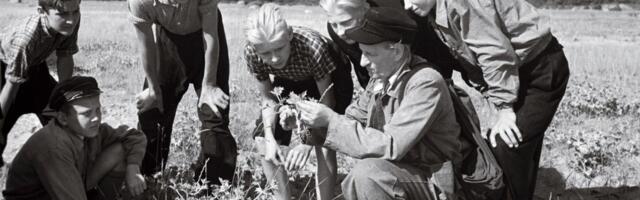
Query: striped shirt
0 14 79 83
244 26 340 82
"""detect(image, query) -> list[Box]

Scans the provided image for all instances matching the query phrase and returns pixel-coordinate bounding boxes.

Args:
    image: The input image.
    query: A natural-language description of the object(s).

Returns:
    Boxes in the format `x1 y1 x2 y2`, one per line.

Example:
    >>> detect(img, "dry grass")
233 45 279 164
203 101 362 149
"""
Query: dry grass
0 1 639 199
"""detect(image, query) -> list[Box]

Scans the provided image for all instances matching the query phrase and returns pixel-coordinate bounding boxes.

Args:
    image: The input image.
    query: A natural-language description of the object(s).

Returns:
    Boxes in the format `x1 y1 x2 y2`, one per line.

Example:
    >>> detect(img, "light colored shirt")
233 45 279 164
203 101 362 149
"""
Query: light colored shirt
323 55 466 169
128 0 219 35
0 15 79 83
3 121 147 200
430 0 552 107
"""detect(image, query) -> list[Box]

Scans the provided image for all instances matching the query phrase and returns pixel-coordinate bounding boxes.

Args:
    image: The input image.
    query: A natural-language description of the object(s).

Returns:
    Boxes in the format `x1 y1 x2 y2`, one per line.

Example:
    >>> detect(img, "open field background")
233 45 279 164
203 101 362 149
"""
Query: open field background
1 1 640 199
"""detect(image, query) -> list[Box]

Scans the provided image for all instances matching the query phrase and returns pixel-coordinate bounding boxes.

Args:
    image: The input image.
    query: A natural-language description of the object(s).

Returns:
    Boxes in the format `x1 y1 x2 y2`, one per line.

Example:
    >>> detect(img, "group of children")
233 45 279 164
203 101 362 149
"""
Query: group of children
0 0 569 199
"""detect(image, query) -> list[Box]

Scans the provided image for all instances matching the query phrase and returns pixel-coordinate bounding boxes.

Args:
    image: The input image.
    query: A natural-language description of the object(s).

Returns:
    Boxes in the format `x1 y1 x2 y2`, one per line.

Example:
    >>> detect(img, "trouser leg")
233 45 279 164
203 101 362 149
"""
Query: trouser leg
139 84 185 176
86 143 128 200
0 62 55 165
491 37 570 200
342 158 441 200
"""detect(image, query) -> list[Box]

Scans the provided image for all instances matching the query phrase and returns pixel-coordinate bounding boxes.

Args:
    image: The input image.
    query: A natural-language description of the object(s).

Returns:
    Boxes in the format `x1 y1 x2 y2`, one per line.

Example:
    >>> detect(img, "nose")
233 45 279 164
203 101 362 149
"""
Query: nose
270 54 280 64
360 55 370 68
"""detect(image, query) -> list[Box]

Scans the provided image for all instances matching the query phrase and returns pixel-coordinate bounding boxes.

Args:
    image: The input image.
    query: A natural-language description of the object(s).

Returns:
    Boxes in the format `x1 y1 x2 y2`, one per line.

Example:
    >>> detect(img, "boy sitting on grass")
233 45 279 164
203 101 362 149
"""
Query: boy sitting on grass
0 0 81 167
245 4 353 200
3 76 147 200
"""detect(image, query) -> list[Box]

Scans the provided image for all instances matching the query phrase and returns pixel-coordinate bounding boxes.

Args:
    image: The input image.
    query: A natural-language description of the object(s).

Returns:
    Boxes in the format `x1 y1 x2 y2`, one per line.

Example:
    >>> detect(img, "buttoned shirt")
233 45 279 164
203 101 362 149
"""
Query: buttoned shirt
245 26 339 82
3 121 147 200
429 0 552 107
0 15 79 83
323 55 466 169
128 0 219 35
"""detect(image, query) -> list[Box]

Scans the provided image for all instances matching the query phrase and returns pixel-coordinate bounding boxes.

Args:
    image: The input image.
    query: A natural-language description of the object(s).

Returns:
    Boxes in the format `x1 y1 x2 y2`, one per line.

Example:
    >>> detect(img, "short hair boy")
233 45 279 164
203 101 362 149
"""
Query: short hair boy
0 0 81 166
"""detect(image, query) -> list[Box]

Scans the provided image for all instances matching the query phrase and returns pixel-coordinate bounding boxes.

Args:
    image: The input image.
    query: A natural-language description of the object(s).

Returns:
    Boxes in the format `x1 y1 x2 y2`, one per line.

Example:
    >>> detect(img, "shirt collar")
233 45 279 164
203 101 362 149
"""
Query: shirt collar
39 14 53 37
434 0 449 28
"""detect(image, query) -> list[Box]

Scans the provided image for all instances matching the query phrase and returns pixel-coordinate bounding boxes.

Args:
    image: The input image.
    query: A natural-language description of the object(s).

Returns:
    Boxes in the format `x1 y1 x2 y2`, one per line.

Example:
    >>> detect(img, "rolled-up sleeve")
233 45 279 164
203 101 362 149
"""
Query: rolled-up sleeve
310 42 336 81
494 0 551 62
324 70 447 160
128 0 154 26
99 124 147 166
460 0 520 107
4 40 32 83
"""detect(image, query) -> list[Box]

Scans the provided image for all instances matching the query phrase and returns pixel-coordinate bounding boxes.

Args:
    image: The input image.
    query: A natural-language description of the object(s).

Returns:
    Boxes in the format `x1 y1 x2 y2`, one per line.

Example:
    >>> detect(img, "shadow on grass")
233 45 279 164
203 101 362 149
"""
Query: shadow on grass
535 168 640 200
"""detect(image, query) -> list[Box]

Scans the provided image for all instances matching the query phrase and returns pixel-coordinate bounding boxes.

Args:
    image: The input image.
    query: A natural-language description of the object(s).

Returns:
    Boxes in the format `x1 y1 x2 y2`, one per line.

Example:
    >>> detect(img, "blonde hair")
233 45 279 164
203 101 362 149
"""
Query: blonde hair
246 3 292 46
319 0 369 14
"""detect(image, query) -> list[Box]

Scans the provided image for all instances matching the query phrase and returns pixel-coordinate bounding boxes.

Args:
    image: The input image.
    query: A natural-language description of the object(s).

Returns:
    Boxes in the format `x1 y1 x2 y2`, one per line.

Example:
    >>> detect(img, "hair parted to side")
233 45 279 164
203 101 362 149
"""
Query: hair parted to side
246 3 292 46
318 0 369 13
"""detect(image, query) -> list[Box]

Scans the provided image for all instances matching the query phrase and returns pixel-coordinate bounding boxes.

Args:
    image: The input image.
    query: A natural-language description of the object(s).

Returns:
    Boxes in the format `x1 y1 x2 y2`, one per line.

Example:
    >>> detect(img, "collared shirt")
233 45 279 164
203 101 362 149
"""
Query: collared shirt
429 0 552 107
244 26 340 82
0 14 79 83
324 55 466 169
128 0 219 35
3 121 147 200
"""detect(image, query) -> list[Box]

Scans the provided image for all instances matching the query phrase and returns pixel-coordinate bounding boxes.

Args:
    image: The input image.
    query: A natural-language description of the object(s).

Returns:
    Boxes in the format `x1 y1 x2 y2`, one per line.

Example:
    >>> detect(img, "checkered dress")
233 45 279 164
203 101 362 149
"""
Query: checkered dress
245 26 339 82
0 15 79 83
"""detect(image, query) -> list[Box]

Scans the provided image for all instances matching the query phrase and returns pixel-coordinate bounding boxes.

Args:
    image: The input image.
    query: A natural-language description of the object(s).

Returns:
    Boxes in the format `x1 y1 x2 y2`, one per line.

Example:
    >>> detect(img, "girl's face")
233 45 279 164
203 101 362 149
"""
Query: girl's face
253 37 292 69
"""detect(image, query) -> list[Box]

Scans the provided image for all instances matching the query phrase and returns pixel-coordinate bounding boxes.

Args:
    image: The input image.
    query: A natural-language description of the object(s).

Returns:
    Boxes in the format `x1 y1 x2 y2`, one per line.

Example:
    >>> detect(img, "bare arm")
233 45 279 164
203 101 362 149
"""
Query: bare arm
132 23 161 95
201 3 221 88
257 79 278 142
0 81 20 117
56 55 74 81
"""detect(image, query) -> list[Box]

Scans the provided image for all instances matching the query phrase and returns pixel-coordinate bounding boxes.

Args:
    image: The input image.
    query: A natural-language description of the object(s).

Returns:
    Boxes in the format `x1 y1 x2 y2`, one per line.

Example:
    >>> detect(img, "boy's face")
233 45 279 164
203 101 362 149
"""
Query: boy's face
359 42 402 80
253 36 292 69
325 4 366 44
41 0 81 36
403 0 436 17
59 96 102 138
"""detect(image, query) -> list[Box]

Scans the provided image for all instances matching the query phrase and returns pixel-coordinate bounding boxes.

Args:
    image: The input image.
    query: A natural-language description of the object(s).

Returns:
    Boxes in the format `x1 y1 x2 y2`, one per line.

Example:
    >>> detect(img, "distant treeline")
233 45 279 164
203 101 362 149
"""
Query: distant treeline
221 0 639 6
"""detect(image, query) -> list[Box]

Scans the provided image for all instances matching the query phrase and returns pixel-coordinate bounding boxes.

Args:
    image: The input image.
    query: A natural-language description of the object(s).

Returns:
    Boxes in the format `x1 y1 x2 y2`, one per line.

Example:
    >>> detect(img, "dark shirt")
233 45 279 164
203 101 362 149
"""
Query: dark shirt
3 121 147 200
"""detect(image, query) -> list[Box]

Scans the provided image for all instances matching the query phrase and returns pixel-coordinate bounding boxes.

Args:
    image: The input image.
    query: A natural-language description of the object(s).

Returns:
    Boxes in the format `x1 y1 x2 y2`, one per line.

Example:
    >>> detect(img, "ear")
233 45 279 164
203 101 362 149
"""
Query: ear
37 6 46 15
285 26 294 42
391 43 404 61
56 111 68 126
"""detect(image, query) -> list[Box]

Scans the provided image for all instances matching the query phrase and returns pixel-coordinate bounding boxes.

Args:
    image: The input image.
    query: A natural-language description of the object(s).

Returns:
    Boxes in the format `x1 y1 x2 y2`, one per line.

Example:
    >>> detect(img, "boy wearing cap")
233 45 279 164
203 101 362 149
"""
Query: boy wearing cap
3 76 147 200
295 8 467 200
245 4 353 200
0 0 81 167
402 0 570 199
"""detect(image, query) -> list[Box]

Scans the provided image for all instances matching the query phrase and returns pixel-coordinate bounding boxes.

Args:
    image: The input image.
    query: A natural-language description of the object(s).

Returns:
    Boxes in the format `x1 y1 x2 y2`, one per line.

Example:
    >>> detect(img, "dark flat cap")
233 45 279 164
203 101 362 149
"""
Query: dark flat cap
345 7 417 45
48 76 101 111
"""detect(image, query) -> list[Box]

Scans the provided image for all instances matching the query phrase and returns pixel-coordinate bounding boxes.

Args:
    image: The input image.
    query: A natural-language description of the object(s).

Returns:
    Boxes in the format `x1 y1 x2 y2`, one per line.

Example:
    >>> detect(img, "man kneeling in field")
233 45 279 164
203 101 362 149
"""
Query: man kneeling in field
3 76 147 200
295 8 468 200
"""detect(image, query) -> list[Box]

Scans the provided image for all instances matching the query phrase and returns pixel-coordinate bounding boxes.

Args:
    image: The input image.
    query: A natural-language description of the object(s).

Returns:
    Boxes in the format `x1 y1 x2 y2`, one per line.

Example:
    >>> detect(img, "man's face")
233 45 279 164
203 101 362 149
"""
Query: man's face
61 96 102 138
403 0 436 17
253 36 292 69
325 5 365 44
359 42 401 80
41 0 81 36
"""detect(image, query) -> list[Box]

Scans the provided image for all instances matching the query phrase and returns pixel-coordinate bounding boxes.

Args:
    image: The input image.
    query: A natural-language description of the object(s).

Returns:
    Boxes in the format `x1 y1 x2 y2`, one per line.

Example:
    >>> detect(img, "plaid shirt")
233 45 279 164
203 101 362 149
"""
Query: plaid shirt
0 14 79 83
244 26 339 82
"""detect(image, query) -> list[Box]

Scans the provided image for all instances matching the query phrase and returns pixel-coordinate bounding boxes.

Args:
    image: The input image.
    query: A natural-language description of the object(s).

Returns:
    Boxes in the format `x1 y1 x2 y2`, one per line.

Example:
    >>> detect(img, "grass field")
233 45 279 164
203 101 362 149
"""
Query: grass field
1 1 640 199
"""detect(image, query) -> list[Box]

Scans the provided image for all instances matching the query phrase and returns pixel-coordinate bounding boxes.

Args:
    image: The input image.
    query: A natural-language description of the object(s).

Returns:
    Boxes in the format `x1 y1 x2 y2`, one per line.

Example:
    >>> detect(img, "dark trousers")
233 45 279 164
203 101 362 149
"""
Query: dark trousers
490 37 570 200
138 11 235 185
0 62 56 165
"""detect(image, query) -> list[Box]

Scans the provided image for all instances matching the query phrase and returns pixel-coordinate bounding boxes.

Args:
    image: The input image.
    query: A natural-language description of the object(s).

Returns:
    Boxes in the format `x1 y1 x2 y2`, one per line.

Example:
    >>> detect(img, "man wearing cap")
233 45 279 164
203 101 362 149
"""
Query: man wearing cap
295 7 468 200
3 76 148 200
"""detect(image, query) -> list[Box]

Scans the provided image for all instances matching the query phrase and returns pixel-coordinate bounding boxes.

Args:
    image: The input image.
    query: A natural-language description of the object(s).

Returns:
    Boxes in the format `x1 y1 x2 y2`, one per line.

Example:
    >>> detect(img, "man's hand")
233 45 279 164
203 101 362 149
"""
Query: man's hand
198 85 229 117
295 101 337 128
135 88 163 113
279 106 298 131
284 144 312 171
264 138 284 166
125 165 147 196
484 108 522 148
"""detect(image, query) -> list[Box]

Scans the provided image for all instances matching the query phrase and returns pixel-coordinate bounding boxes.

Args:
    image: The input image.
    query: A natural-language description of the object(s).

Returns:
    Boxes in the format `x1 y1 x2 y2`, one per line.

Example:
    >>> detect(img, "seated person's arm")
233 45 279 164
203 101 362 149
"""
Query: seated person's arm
324 72 448 160
35 148 88 200
0 81 20 117
258 79 279 143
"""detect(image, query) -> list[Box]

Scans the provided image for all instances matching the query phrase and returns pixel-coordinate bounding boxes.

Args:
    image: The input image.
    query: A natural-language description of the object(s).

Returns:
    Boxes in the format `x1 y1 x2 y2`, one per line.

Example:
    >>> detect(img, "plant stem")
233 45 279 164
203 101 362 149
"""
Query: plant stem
318 83 334 103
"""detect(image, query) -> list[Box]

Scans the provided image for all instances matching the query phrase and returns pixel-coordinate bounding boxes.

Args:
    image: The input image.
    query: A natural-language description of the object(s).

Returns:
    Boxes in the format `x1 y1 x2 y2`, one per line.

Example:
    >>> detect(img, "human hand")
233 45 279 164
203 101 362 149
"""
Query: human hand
135 88 163 113
264 139 284 165
284 144 312 171
198 85 229 117
125 165 147 196
484 108 522 148
295 101 336 128
279 106 298 131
